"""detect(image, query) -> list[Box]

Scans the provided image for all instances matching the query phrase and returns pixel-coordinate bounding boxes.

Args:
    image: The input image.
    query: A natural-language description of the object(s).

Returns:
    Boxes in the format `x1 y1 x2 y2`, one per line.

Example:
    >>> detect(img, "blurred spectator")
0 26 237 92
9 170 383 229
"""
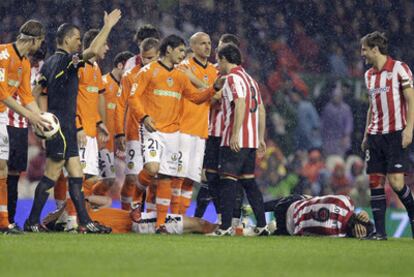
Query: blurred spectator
320 83 353 156
329 162 352 195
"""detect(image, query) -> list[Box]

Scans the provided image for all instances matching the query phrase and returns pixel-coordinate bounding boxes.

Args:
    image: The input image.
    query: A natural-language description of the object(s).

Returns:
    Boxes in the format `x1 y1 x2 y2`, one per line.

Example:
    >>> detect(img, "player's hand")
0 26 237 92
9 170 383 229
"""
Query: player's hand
213 89 222 101
361 135 368 152
143 116 156 133
213 77 226 91
115 135 126 152
258 140 266 157
104 9 122 28
402 127 413 148
28 111 52 132
77 129 87 148
230 134 240 152
97 123 110 144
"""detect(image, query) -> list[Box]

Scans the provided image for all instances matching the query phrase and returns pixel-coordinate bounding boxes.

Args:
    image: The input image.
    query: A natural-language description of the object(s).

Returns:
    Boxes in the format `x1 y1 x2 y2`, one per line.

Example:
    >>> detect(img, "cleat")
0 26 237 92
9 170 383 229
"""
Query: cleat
6 223 24 235
23 220 49 233
155 225 169 235
130 202 142 223
268 220 277 235
206 227 233 237
361 232 387 241
78 221 112 234
243 226 270 236
42 204 67 231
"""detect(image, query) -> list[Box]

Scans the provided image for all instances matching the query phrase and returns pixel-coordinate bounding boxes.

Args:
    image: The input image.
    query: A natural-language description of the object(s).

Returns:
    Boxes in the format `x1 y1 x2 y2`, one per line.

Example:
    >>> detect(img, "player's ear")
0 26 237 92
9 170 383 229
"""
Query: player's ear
166 45 173 55
116 62 123 70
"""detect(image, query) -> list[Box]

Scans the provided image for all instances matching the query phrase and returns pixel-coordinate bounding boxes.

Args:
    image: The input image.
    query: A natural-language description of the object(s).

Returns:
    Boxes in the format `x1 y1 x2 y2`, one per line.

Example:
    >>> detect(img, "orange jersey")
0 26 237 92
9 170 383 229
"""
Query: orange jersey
88 208 132 234
115 64 142 140
0 43 34 112
128 60 216 133
76 61 105 137
180 58 218 138
102 73 120 151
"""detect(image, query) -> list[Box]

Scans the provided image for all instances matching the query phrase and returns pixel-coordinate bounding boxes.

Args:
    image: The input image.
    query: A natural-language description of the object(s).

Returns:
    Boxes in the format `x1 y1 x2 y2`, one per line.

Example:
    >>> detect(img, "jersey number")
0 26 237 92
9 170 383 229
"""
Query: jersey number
249 86 258 113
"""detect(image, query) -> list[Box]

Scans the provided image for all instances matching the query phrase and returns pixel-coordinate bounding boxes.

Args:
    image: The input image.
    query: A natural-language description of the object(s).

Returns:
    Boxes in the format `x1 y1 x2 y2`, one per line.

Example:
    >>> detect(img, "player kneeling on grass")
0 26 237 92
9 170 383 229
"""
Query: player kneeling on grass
43 201 217 235
258 194 374 238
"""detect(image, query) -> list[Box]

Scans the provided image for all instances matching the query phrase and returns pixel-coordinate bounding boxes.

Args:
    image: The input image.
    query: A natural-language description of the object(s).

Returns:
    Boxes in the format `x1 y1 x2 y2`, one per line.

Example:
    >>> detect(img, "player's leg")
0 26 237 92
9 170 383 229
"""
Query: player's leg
203 137 222 218
183 215 218 234
231 181 244 227
121 140 141 210
54 171 67 209
145 183 157 212
194 181 211 218
6 126 28 230
385 131 414 237
365 134 387 239
0 121 10 232
94 148 116 196
171 132 188 214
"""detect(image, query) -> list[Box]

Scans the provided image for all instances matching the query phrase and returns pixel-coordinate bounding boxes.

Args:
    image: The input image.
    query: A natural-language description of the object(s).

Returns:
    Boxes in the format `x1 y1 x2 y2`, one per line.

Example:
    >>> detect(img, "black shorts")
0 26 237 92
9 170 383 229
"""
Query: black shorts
218 146 256 178
366 130 409 174
265 194 306 235
7 126 28 172
203 136 221 171
46 125 78 161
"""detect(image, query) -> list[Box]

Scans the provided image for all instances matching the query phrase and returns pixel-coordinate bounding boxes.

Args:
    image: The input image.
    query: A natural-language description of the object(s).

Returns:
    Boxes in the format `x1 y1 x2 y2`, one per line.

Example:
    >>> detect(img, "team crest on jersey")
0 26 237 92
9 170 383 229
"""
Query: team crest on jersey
117 86 122 97
386 72 393 80
166 77 174 87
0 68 4 82
0 49 10 60
203 74 209 83
171 153 178 161
130 83 138 96
81 161 86 169
127 162 134 169
110 165 115 173
93 72 97 82
313 208 330 222
150 150 157 157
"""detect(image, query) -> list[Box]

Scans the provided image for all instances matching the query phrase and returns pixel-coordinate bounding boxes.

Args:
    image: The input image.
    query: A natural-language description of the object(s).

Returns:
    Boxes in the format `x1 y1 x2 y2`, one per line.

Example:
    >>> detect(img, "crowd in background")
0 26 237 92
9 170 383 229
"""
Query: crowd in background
2 0 414 208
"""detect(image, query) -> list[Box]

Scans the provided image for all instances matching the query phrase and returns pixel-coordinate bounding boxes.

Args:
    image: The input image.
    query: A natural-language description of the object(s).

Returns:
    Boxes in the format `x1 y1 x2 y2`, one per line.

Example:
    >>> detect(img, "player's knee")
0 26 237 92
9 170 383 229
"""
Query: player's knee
387 173 404 190
144 163 159 176
369 174 386 189
125 174 137 185
0 160 8 178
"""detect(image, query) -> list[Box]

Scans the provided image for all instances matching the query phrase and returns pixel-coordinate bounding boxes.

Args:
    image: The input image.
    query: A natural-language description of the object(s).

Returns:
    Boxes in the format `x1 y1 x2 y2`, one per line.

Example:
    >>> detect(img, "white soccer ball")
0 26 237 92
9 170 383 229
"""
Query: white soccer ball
33 112 60 140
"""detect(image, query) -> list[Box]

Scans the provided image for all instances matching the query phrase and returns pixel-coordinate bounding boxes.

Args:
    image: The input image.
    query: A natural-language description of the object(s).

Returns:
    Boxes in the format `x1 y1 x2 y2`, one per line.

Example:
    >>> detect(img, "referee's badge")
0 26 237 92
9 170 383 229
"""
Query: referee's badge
167 77 174 87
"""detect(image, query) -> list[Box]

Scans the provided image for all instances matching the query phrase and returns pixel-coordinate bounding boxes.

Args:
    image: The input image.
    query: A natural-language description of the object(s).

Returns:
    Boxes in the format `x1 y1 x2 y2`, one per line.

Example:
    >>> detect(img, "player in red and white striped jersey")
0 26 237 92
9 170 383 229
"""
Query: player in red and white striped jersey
208 43 267 236
361 31 414 240
263 194 373 238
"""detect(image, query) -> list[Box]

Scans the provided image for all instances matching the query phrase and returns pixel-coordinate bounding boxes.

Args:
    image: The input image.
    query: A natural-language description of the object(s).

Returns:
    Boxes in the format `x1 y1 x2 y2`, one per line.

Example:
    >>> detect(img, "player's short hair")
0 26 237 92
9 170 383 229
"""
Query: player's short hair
18 20 46 40
56 23 80 45
113 51 134 67
140 37 160 53
134 24 160 44
219 34 240 47
82 28 100 49
361 31 388 55
217 43 242 65
159 35 186 57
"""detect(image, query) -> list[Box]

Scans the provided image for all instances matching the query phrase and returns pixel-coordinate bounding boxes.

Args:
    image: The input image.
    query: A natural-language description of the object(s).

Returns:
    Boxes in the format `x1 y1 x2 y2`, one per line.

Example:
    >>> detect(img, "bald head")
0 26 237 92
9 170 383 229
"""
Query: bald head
189 32 211 61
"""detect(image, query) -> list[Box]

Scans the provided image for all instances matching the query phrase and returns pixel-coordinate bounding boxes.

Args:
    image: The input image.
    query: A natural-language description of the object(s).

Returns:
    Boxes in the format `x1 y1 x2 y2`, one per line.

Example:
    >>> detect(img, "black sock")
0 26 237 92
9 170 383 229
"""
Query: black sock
7 174 19 224
194 183 211 218
394 185 414 221
68 177 91 225
232 182 244 219
219 178 237 229
206 172 221 214
370 188 387 236
28 176 55 224
241 179 266 227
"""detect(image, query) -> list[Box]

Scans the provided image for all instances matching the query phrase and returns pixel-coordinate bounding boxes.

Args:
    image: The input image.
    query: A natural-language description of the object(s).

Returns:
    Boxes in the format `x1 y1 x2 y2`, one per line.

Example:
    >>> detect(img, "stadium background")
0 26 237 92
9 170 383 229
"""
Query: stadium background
1 0 414 236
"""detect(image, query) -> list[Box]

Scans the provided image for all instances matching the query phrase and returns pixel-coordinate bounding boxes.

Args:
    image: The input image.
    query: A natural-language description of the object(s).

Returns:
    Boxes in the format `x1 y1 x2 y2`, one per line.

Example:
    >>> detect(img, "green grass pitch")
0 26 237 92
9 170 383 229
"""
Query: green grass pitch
1 234 413 276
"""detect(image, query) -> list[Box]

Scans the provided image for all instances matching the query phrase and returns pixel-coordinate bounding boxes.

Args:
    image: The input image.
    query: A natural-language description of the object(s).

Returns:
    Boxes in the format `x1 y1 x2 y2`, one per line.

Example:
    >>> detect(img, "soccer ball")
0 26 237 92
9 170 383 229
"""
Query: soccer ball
33 112 60 140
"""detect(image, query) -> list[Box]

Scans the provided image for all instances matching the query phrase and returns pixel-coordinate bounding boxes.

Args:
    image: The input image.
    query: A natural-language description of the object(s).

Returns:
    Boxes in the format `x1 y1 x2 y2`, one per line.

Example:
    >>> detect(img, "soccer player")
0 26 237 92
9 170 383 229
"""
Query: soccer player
6 42 47 232
360 31 414 240
195 34 241 220
43 205 217 235
115 32 160 211
127 34 220 233
262 194 374 238
25 10 121 233
172 32 218 215
92 51 134 198
0 20 50 234
209 43 268 236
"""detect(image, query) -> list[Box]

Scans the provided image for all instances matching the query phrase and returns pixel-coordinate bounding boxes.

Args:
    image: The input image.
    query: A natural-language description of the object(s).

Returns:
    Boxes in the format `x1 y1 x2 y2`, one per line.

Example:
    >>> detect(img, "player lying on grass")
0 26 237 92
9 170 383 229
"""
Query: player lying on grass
259 194 374 238
43 203 218 234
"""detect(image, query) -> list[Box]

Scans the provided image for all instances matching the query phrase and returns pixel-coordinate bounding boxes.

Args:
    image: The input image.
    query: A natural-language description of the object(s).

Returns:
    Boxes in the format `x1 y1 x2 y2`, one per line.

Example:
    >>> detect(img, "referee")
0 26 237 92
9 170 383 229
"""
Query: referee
25 10 121 233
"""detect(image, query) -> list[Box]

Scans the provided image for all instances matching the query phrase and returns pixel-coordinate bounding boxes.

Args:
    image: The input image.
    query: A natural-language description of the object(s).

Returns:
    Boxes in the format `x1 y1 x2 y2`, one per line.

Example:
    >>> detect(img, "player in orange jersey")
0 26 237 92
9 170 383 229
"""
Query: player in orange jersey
115 38 160 211
0 20 50 234
128 34 221 233
171 32 218 215
64 28 112 231
91 51 134 199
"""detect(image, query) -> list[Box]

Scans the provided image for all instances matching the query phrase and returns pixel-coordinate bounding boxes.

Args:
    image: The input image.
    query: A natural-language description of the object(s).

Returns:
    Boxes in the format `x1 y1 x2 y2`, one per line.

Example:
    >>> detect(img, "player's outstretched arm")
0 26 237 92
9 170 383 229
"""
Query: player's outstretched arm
83 9 122 61
402 87 414 148
2 96 49 129
230 98 246 153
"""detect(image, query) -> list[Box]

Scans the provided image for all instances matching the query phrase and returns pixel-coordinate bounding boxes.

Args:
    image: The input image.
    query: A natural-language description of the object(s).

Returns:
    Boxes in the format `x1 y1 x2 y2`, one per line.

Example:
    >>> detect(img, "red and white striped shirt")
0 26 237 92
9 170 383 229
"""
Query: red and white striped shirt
221 66 262 148
208 100 223 137
365 57 413 135
125 55 142 71
6 61 43 128
286 195 355 237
